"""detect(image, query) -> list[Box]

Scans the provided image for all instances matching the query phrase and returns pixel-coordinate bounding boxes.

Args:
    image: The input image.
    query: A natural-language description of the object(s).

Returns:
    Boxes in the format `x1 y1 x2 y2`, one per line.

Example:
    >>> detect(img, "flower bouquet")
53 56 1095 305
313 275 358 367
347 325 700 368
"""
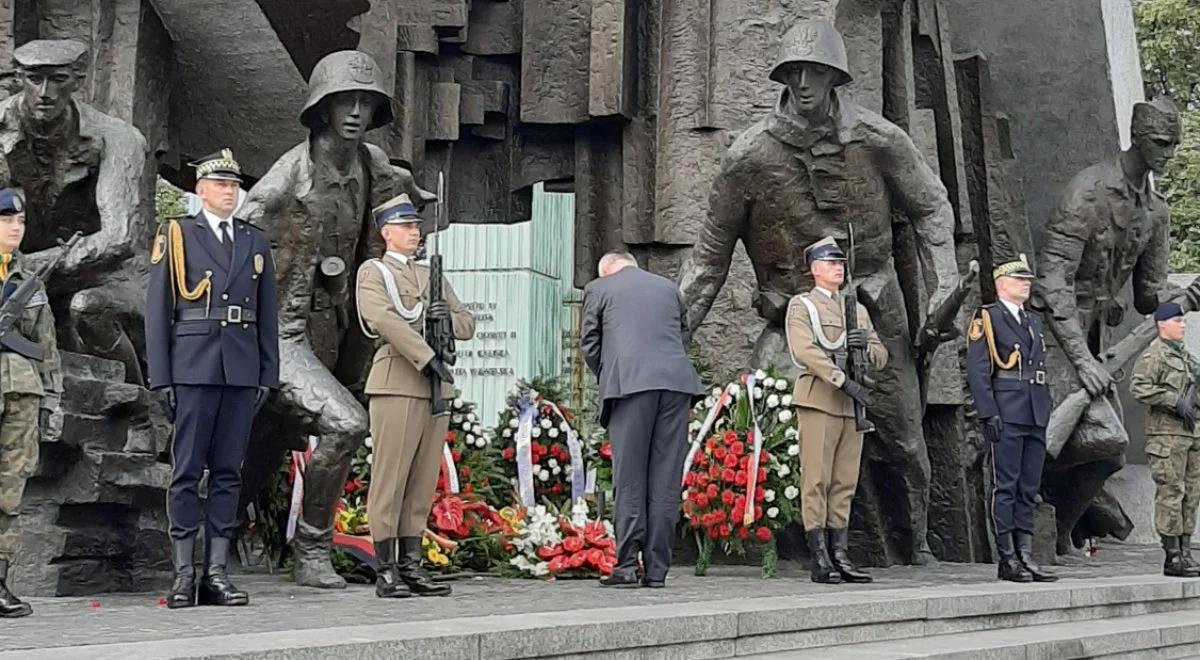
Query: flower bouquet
496 378 595 510
681 370 804 577
421 492 520 573
440 398 508 504
505 501 617 578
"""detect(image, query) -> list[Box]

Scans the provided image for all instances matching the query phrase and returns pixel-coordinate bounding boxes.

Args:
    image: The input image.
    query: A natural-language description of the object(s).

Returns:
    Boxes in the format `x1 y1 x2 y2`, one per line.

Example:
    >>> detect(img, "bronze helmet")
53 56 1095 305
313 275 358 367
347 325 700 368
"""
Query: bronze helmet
768 19 852 87
299 50 395 131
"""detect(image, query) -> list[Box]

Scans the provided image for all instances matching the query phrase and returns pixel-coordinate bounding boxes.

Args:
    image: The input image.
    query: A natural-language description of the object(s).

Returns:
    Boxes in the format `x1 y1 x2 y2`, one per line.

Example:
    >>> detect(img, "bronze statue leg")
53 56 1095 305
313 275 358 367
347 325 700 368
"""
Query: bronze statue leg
1046 455 1125 554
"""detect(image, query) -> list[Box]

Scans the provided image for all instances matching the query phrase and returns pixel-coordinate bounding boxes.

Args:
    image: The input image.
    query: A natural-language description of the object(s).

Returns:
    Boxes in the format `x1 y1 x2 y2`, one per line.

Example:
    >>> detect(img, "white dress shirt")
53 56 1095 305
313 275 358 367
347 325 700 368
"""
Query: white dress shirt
385 250 410 266
814 286 836 299
202 209 235 244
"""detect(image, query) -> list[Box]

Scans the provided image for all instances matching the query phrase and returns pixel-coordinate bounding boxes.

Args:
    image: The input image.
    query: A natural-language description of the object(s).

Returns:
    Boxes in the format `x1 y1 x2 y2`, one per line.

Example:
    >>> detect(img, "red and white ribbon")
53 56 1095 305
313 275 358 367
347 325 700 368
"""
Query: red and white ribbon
286 436 318 541
680 386 733 486
441 442 460 494
743 374 765 527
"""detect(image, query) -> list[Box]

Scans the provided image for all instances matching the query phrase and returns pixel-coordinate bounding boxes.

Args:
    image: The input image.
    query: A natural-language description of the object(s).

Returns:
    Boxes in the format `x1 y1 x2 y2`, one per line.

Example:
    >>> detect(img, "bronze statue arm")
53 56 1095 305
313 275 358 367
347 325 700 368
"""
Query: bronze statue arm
1133 207 1184 313
678 159 747 333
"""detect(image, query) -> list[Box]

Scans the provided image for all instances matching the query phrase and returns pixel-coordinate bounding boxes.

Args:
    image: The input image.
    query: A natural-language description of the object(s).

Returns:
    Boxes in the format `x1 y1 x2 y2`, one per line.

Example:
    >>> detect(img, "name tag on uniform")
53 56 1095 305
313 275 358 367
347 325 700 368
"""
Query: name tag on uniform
25 290 47 307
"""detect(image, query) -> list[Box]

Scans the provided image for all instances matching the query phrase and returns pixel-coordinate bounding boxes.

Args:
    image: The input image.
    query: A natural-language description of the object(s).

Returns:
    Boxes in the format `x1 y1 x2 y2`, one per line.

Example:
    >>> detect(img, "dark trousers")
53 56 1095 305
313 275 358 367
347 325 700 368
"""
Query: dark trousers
607 390 691 581
991 421 1046 535
168 385 257 540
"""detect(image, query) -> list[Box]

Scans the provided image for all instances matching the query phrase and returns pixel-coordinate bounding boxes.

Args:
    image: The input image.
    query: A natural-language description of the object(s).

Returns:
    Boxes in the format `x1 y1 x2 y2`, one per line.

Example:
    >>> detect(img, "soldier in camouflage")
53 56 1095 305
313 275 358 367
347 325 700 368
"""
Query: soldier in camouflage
1130 302 1200 577
0 188 62 617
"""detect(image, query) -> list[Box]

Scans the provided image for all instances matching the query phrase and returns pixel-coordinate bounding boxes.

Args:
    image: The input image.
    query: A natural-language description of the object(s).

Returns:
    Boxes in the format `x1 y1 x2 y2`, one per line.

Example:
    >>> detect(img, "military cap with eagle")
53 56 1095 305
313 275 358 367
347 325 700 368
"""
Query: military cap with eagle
992 254 1035 280
804 236 848 265
372 193 422 228
190 148 243 183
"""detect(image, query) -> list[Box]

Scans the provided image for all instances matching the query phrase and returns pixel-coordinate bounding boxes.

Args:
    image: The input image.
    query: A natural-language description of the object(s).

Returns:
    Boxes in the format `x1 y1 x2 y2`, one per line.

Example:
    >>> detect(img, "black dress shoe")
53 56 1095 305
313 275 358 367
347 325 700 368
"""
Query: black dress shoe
996 532 1033 583
198 538 249 606
1014 530 1057 582
167 538 196 610
0 560 32 618
599 570 641 587
806 528 842 584
397 538 451 596
641 579 665 588
828 528 873 583
373 538 411 599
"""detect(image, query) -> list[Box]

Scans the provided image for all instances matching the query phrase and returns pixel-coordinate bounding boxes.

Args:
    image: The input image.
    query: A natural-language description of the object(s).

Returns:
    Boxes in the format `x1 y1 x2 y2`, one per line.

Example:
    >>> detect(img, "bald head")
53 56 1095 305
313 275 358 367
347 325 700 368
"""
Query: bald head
598 250 637 278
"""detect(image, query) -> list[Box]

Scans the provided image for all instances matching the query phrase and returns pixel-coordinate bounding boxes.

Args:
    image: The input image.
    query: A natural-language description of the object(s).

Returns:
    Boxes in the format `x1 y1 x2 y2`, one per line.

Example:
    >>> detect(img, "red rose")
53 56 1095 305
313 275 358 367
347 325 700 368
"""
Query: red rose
721 490 735 507
721 468 736 483
737 526 750 540
563 536 585 553
714 447 727 461
735 470 748 486
696 494 710 508
757 468 767 483
731 505 745 522
706 526 722 540
754 488 766 503
503 448 515 460
705 484 719 499
684 473 696 487
723 453 738 469
712 510 727 523
709 465 721 479
600 442 613 460
759 452 768 465
718 524 732 538
697 474 709 488
532 442 544 455
446 432 456 444
730 441 745 456
452 451 462 462
551 483 564 495
723 431 737 445
756 527 772 542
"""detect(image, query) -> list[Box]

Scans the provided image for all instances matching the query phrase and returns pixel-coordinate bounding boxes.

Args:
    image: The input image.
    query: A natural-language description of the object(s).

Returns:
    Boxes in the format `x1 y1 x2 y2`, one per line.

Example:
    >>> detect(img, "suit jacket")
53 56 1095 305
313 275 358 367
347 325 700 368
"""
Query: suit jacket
357 253 474 398
785 289 886 417
144 213 281 390
965 303 1050 428
580 266 704 427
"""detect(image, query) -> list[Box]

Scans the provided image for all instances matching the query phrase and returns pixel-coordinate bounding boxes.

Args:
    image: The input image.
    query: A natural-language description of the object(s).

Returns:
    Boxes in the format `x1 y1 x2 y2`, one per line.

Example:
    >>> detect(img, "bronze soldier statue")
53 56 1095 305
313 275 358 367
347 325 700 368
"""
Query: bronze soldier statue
238 50 433 588
1034 98 1200 553
678 19 960 564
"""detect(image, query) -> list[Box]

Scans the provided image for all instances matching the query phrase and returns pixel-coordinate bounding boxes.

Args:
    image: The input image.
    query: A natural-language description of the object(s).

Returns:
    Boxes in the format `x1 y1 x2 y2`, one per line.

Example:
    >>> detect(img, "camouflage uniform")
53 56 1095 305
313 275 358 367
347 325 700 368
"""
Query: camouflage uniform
1130 339 1200 538
0 255 62 561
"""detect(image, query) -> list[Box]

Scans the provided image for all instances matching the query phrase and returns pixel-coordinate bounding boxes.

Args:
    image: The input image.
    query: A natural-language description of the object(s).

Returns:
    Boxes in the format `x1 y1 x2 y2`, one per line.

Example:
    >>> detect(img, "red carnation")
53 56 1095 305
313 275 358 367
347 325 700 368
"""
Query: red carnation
735 470 748 486
721 468 737 483
721 490 735 506
696 493 710 508
737 526 750 540
723 431 737 444
695 453 708 467
754 488 766 503
503 448 515 460
723 453 739 469
709 465 721 479
460 466 472 479
714 447 727 461
551 483 564 495
684 473 696 487
705 484 719 499
464 483 474 494
705 438 715 452
730 441 745 456
755 527 772 542
759 452 768 465
731 505 745 522
451 450 462 463
718 523 732 538
757 468 768 483
446 432 456 444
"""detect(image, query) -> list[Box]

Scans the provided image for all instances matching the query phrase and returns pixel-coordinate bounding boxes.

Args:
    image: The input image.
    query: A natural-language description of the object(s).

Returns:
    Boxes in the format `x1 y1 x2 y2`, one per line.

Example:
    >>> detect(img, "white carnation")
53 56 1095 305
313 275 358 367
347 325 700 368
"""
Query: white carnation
778 410 793 424
453 398 464 409
764 489 776 503
785 427 798 439
462 422 471 431
538 469 550 481
541 418 553 429
473 424 482 434
366 453 373 465
784 485 800 500
552 466 562 476
767 507 780 519
509 417 519 429
689 420 702 432
777 464 791 478
531 427 542 438
711 386 722 398
549 428 560 439
547 458 559 469
782 394 793 406
502 428 512 438
767 394 780 408
762 377 776 389
787 443 800 457
755 369 767 380
464 434 474 445
560 421 570 432
365 436 373 449
775 379 788 391
467 413 477 422
753 387 764 400
452 414 463 425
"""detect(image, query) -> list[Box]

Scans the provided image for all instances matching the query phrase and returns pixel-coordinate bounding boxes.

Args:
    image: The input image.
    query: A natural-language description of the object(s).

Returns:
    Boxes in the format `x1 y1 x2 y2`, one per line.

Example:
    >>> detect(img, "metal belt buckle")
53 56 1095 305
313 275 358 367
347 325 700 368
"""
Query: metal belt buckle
226 305 243 323
1034 370 1046 385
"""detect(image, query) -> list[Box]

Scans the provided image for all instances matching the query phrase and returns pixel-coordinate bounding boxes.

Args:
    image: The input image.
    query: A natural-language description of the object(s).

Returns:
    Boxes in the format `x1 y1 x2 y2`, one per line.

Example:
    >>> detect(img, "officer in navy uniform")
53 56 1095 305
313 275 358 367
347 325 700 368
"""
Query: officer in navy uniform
144 149 280 608
966 255 1056 583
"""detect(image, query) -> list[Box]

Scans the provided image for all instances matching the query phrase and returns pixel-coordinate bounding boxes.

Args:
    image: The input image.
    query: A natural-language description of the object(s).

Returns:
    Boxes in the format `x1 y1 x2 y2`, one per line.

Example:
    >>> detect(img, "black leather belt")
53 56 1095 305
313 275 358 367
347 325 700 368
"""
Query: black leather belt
995 369 1045 385
176 306 257 323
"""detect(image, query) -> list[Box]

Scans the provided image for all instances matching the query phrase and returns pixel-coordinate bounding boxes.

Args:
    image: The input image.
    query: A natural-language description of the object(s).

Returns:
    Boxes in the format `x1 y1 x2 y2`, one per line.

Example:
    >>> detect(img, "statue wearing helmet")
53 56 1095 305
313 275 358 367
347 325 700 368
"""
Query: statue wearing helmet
679 19 960 567
237 50 434 589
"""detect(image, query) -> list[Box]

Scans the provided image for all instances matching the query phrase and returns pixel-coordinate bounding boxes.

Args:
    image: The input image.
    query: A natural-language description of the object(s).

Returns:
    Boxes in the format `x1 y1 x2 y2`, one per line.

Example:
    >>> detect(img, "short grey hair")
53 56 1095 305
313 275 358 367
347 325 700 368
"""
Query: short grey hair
598 250 638 276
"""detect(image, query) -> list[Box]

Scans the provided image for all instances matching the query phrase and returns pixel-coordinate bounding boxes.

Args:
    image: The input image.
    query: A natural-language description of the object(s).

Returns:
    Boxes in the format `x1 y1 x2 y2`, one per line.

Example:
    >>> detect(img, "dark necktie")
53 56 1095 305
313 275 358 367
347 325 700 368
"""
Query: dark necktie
218 221 233 261
1017 309 1027 327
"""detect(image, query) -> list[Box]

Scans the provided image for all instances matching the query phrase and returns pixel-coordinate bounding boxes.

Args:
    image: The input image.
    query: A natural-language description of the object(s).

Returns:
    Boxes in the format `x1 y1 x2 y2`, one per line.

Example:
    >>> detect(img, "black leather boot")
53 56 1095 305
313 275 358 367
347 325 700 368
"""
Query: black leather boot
805 528 841 584
397 537 451 596
996 532 1033 583
167 537 196 610
373 538 411 598
1162 535 1199 577
0 559 32 618
827 528 872 583
1014 530 1057 582
198 537 249 606
1181 535 1200 572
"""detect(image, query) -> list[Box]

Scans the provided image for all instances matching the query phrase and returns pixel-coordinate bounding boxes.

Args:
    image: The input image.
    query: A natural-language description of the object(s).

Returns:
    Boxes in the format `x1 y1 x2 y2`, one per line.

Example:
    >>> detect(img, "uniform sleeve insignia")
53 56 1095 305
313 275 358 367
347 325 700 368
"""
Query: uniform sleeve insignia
150 233 166 264
968 318 984 342
25 290 47 307
253 253 264 274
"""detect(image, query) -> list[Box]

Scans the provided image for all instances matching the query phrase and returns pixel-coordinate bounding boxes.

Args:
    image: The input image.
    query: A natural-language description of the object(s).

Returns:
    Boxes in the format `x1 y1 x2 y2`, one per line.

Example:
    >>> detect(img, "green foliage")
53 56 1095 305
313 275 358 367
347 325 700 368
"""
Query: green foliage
155 177 186 225
1135 0 1200 270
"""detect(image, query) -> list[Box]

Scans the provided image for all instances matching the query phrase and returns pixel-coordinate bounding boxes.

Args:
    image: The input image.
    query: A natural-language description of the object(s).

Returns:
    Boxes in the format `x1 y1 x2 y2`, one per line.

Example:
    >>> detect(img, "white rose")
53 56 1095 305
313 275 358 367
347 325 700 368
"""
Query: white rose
548 458 559 468
787 443 800 457
777 464 791 478
453 398 464 409
462 422 472 431
767 507 779 519
711 386 722 398
464 434 474 445
785 427 798 439
782 394 793 406
753 387 764 400
502 428 512 438
767 394 780 408
755 369 767 380
552 466 562 476
473 424 482 434
784 485 800 500
775 379 788 391
477 438 488 448
532 427 542 438
778 410 793 424
366 453 373 465
762 377 776 389
764 489 776 503
541 418 553 429
468 413 477 422
538 469 550 481
365 437 373 449
549 428 560 439
509 418 519 429
452 414 463 425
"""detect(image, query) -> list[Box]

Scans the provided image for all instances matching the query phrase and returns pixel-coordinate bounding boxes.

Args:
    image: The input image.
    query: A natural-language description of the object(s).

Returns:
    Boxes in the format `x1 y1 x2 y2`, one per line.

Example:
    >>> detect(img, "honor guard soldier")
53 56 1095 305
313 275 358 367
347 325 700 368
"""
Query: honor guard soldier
144 150 280 608
966 256 1055 583
355 194 474 598
0 189 61 617
786 237 886 584
1130 302 1200 577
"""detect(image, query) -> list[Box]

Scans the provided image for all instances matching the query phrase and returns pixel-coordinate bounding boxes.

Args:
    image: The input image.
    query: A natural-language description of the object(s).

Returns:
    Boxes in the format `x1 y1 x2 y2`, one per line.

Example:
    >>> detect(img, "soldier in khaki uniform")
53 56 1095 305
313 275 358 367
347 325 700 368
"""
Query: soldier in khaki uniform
1130 302 1200 577
786 237 886 584
0 189 61 617
355 194 474 598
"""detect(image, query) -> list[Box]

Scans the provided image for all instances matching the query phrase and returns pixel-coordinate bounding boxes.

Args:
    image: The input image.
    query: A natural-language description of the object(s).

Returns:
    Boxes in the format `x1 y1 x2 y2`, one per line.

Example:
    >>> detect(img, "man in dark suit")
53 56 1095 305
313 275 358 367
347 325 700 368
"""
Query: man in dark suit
581 250 704 588
966 255 1055 583
145 149 280 608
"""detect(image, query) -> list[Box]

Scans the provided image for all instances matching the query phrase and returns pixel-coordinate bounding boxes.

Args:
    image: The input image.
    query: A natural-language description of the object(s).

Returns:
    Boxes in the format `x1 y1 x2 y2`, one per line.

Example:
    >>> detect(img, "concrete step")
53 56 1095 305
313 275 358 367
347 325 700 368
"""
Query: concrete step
4 575 1199 659
744 609 1200 659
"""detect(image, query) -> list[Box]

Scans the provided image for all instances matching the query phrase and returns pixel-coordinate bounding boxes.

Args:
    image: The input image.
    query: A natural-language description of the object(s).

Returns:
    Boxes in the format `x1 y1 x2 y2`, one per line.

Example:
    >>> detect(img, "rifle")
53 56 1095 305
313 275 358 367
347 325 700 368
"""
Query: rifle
915 260 980 352
425 172 456 415
0 232 81 361
843 225 874 433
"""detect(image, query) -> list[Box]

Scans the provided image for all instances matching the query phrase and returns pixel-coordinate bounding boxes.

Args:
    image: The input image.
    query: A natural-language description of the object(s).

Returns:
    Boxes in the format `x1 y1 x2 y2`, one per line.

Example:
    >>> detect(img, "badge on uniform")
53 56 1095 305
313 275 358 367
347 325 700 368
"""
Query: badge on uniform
150 233 166 264
25 290 47 307
968 317 984 342
254 253 264 274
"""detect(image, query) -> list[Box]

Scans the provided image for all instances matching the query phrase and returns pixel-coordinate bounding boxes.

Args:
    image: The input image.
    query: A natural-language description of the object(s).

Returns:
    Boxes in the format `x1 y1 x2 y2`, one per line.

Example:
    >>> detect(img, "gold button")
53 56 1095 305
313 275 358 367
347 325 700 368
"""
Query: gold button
220 321 228 327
